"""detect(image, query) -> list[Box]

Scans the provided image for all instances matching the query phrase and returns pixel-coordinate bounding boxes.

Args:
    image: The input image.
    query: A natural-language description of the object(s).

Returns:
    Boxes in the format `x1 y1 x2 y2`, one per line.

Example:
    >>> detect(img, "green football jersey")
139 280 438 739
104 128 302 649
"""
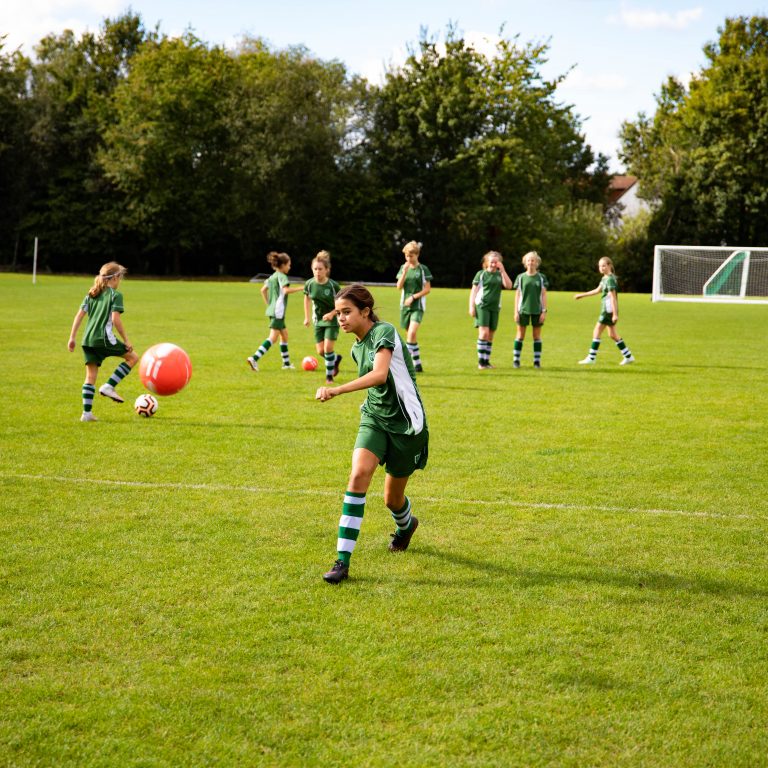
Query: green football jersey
600 274 618 313
352 321 427 436
472 269 504 310
265 271 289 319
397 263 433 311
513 272 548 314
304 278 340 327
80 288 125 347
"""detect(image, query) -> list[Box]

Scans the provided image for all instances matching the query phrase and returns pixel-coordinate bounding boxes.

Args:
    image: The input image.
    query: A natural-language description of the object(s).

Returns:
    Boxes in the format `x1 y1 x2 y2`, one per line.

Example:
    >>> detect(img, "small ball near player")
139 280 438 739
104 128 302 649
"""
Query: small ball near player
139 343 192 396
302 356 318 371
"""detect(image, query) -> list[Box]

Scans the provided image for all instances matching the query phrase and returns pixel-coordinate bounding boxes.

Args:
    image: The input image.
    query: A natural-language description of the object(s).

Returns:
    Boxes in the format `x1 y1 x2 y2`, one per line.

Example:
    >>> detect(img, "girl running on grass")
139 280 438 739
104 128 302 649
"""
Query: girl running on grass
513 251 549 369
67 262 138 422
396 240 432 373
574 256 635 365
316 284 428 584
469 251 512 369
303 250 343 384
247 251 303 371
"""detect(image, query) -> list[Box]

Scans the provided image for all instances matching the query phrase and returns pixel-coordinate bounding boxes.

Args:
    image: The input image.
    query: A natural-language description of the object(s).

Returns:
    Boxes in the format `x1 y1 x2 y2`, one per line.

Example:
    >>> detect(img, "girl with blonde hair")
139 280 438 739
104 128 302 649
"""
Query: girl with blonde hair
396 241 432 373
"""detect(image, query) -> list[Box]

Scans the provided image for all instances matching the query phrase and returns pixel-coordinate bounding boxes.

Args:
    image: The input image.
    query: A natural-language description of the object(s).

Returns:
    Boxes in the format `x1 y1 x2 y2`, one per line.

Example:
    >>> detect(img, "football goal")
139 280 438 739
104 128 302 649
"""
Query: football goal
652 245 768 303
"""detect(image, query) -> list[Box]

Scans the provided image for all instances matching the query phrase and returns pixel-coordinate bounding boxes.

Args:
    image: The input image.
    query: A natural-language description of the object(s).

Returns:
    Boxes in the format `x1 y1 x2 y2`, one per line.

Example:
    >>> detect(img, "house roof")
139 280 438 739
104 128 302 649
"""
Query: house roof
607 175 638 205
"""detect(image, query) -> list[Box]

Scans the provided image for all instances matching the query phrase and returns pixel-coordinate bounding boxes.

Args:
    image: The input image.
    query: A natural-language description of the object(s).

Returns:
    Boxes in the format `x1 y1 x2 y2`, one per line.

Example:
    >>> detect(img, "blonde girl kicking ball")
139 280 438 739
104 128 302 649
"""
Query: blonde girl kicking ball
574 256 635 365
396 240 432 372
469 251 512 369
247 251 303 371
316 284 428 584
513 251 548 368
303 250 343 383
67 262 138 422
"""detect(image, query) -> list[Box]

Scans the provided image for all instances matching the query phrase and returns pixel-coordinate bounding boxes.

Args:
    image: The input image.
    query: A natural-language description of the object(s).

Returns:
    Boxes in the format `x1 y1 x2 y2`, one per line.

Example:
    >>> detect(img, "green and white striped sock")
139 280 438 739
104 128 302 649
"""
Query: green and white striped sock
513 339 523 364
391 497 413 531
254 339 272 360
337 491 365 565
107 361 131 388
476 340 488 365
324 352 335 378
533 340 542 365
280 343 290 366
616 339 633 359
588 338 600 360
82 383 95 412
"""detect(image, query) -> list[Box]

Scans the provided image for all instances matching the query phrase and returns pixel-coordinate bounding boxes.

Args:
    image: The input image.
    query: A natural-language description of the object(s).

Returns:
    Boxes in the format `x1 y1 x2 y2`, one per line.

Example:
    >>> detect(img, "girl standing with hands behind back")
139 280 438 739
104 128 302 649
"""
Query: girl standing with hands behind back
396 241 432 373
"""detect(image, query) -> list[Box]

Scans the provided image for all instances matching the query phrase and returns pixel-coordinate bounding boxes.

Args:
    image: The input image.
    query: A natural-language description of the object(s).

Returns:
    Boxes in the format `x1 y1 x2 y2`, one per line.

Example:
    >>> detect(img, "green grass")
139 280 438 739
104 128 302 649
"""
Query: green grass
1 271 767 767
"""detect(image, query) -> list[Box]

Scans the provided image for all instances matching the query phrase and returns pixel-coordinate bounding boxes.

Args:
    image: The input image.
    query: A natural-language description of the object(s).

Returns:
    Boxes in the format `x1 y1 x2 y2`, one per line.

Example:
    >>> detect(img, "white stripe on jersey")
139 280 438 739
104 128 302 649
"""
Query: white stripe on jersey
274 291 286 320
474 282 484 307
390 331 425 435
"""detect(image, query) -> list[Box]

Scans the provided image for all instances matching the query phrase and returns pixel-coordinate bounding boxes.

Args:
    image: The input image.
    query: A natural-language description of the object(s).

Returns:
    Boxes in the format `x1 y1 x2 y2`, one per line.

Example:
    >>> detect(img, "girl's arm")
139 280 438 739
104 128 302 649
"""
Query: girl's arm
540 286 548 322
609 290 619 322
415 281 431 299
68 309 86 351
284 285 304 295
574 286 601 300
260 283 269 306
303 294 312 327
111 311 133 351
499 265 513 290
469 284 478 315
395 264 410 290
316 348 392 402
514 287 521 322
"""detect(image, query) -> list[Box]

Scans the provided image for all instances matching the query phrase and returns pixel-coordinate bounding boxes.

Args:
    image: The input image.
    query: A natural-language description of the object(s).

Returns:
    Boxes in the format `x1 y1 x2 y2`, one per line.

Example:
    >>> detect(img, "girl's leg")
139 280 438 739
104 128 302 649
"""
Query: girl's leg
579 323 605 364
532 326 543 368
322 338 335 382
384 473 419 551
248 328 280 369
608 325 635 364
406 321 423 371
513 325 526 367
324 448 379 583
81 363 99 419
477 327 491 368
100 349 139 403
278 328 293 368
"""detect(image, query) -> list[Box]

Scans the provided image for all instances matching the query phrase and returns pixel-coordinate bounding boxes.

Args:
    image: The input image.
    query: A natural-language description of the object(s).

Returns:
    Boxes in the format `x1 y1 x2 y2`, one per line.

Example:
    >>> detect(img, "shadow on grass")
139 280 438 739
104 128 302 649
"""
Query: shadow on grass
415 545 768 599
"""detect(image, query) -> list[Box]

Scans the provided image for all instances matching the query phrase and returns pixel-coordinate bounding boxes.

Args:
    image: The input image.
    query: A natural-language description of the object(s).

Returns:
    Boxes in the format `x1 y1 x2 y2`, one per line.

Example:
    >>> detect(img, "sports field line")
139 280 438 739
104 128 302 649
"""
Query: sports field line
2 472 762 522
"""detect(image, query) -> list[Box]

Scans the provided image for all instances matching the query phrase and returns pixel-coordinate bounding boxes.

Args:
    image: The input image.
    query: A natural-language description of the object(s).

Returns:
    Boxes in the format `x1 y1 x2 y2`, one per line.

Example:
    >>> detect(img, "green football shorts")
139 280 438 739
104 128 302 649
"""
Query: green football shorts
354 421 429 478
268 316 286 330
82 342 128 366
313 325 339 343
516 312 543 327
474 306 499 331
400 307 425 329
598 310 615 326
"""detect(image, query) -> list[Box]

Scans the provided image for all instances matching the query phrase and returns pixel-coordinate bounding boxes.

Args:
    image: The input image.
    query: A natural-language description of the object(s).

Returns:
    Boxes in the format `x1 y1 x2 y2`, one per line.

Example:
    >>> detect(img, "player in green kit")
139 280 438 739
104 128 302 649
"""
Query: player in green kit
303 250 343 383
513 251 549 368
574 256 635 365
247 251 303 371
316 284 428 584
469 251 512 369
395 241 432 372
67 262 138 421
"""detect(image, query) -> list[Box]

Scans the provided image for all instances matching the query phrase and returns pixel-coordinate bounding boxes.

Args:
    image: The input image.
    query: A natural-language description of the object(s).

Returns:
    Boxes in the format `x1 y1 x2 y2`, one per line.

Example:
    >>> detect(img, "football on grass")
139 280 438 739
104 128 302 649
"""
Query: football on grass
302 356 318 371
134 393 158 417
139 343 192 396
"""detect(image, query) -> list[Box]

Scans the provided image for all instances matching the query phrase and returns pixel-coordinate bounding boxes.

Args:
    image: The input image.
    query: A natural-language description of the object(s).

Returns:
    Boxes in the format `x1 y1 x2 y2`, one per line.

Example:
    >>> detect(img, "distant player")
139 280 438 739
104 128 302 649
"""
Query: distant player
469 251 512 369
396 241 432 372
316 284 428 584
247 251 303 371
574 256 635 365
67 262 138 422
303 250 342 383
513 251 549 368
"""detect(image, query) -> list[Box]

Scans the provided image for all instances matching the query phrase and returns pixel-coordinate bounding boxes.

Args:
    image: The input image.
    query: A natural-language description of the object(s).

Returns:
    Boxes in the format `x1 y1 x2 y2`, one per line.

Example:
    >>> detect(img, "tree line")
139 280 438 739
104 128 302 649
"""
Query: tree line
1 15 765 289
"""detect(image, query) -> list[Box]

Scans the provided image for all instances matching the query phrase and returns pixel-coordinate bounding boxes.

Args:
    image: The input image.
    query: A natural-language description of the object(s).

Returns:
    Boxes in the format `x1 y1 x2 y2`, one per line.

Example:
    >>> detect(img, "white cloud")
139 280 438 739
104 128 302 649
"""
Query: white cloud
562 69 628 92
0 0 121 55
608 4 703 31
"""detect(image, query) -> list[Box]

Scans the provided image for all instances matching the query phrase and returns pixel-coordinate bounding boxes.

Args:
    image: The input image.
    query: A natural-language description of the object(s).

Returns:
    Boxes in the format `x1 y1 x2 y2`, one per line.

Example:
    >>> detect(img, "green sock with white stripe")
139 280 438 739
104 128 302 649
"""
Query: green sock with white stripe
337 490 365 566
107 361 131 388
280 343 290 366
324 352 335 378
82 383 95 412
391 497 413 531
513 339 523 364
254 339 272 360
588 338 600 360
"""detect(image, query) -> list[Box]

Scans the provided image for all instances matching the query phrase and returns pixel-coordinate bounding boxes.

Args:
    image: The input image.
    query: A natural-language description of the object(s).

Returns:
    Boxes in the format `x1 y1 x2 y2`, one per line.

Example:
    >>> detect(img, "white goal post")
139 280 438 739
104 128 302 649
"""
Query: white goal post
652 245 768 303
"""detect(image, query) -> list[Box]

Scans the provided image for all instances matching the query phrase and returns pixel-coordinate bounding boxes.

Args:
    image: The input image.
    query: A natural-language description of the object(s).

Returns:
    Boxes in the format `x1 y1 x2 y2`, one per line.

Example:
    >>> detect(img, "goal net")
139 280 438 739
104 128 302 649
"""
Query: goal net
652 245 768 303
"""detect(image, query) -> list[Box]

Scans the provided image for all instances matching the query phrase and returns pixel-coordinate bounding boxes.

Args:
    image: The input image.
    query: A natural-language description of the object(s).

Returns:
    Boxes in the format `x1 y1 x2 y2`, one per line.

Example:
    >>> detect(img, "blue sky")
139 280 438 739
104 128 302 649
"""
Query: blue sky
3 0 766 169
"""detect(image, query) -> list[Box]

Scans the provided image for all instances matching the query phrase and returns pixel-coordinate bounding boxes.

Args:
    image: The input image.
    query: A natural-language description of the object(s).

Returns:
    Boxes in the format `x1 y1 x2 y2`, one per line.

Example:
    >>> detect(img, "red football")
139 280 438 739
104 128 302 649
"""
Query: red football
302 356 318 371
139 343 192 396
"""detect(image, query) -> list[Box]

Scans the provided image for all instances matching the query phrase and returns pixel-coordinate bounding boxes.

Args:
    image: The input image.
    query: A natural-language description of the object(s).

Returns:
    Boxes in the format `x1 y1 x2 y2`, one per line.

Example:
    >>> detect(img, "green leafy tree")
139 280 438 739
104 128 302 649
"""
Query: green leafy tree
620 15 768 245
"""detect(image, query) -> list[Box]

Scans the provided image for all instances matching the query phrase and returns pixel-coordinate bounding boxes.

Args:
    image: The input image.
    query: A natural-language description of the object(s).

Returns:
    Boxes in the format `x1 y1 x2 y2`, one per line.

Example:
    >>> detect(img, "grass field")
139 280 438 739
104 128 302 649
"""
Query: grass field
1 271 767 767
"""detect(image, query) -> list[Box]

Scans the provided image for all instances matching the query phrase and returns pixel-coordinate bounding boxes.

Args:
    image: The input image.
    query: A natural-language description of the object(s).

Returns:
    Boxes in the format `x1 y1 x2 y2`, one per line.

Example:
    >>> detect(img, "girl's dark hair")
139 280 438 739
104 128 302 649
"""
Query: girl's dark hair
335 283 379 323
266 251 291 269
